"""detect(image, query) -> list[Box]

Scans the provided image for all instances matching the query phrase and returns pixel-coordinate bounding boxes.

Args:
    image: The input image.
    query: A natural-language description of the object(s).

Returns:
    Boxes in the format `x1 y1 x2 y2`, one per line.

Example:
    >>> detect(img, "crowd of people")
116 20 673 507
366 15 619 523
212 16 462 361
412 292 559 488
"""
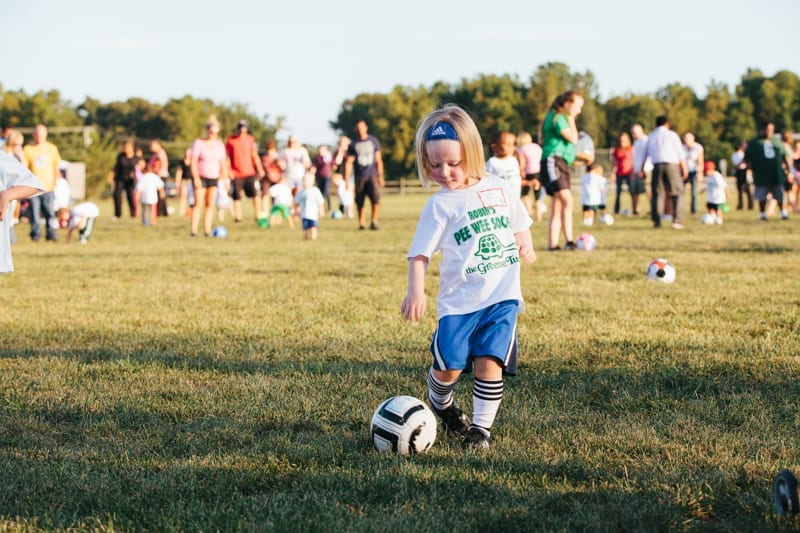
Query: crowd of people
2 101 799 255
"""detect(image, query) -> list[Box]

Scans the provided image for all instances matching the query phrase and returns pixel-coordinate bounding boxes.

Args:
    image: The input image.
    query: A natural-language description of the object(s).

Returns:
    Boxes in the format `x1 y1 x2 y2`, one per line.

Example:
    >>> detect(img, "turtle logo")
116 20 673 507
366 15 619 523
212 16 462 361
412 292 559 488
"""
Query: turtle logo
474 234 517 260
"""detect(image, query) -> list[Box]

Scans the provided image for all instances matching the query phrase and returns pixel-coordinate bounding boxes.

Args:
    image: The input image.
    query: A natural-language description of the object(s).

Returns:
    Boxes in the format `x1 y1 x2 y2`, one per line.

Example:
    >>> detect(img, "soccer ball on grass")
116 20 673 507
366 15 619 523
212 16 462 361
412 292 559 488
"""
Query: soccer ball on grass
370 395 437 456
575 233 597 251
645 258 676 284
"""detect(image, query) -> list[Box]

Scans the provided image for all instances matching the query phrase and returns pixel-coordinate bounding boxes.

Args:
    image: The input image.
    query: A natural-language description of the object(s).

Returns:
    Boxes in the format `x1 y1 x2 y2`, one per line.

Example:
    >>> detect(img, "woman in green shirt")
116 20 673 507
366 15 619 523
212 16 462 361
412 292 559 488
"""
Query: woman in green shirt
540 90 583 251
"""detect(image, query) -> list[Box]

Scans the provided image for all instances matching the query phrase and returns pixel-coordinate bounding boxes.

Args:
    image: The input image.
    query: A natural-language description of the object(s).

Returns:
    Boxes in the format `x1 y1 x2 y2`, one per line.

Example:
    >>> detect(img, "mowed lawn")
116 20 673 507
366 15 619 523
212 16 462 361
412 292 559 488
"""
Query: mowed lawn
1 191 799 531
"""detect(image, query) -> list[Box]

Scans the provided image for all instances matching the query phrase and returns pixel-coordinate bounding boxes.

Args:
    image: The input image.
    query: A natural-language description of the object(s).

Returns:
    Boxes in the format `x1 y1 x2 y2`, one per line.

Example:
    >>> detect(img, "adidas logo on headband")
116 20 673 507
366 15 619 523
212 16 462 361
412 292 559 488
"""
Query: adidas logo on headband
425 121 459 141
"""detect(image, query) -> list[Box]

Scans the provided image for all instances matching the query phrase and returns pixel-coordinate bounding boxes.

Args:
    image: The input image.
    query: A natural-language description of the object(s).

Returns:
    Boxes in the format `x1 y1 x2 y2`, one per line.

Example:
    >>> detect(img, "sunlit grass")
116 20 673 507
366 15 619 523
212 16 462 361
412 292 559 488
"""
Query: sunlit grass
1 193 799 531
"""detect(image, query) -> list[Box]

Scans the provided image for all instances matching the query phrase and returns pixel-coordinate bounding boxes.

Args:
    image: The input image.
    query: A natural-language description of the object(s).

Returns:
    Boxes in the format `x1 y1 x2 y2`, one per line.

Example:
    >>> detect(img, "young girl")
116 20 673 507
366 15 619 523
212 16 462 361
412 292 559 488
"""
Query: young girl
400 105 536 450
541 90 584 251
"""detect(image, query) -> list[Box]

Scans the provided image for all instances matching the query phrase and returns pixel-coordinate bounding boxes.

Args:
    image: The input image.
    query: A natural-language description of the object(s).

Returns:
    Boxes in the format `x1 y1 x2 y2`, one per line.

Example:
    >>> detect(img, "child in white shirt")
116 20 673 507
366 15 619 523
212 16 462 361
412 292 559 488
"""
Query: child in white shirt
136 159 165 226
294 173 325 240
268 177 295 228
581 163 607 226
332 173 353 218
485 131 522 198
703 160 729 224
0 152 44 272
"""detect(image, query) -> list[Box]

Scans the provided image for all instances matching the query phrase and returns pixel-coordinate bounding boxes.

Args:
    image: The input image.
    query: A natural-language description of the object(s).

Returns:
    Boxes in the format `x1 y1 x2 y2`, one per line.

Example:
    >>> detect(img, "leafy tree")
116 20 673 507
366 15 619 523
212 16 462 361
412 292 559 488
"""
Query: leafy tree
655 83 699 135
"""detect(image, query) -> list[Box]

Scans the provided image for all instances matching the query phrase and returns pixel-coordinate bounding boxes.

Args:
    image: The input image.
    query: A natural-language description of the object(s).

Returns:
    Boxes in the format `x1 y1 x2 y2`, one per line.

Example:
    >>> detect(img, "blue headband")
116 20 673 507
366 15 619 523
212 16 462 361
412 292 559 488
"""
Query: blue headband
425 121 459 141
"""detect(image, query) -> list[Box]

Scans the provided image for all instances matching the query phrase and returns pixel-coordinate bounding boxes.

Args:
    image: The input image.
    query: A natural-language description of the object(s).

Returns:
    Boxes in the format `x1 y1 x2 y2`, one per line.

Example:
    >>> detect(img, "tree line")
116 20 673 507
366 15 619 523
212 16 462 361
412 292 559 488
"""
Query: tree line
2 62 798 192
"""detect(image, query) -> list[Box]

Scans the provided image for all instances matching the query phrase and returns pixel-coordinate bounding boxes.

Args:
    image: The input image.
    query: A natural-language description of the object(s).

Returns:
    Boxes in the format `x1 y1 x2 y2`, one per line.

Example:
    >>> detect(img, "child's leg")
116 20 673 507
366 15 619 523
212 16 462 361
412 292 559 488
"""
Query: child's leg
79 217 96 242
471 357 504 434
142 203 151 226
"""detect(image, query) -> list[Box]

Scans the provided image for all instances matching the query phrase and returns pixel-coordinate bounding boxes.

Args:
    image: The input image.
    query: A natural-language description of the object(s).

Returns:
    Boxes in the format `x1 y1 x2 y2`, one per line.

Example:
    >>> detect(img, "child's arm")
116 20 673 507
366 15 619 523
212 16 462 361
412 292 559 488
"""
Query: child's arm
401 255 429 322
514 230 537 264
0 186 41 222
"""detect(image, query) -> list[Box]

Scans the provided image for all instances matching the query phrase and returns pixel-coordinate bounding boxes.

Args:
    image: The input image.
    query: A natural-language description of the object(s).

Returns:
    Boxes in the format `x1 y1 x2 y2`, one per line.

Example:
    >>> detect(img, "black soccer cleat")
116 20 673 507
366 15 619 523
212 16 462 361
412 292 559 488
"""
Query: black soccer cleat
462 426 491 450
431 403 471 436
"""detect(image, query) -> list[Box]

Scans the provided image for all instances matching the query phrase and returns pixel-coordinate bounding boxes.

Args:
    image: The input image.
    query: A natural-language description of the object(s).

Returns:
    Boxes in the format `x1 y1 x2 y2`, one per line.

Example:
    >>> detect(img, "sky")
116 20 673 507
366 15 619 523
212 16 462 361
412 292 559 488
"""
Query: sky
2 1 797 146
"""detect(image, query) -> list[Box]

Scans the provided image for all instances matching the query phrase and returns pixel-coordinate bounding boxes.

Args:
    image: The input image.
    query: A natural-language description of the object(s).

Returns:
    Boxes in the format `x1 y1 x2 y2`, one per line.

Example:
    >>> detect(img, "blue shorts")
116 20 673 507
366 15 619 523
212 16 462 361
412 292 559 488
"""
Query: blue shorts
302 218 318 230
430 300 519 376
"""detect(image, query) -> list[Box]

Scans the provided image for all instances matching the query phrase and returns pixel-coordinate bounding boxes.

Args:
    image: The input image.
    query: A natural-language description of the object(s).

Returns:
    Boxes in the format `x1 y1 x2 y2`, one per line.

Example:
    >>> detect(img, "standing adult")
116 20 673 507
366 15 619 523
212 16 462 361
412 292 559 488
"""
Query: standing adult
731 140 752 210
515 132 543 220
540 90 583 251
226 120 265 223
344 119 384 230
744 122 788 221
640 116 687 229
23 124 61 241
190 117 227 236
611 131 635 215
631 123 651 213
682 132 705 215
278 135 311 197
108 140 139 219
312 145 334 211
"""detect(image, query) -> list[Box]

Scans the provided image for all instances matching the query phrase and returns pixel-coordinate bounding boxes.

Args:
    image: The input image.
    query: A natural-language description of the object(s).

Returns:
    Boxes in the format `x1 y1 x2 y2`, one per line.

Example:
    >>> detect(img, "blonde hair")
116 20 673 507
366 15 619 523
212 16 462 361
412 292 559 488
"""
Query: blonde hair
516 131 532 146
414 104 484 187
2 130 23 153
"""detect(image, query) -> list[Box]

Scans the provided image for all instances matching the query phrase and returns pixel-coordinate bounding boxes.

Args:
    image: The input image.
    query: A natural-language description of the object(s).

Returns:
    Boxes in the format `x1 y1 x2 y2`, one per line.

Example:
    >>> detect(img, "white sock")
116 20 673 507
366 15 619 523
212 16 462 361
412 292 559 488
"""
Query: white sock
427 369 458 410
472 378 503 431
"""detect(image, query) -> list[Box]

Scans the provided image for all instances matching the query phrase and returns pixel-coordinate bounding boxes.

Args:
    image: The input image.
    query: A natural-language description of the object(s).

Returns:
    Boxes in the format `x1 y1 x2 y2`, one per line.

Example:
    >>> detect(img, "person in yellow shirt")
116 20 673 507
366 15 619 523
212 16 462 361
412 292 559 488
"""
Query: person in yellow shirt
23 124 61 241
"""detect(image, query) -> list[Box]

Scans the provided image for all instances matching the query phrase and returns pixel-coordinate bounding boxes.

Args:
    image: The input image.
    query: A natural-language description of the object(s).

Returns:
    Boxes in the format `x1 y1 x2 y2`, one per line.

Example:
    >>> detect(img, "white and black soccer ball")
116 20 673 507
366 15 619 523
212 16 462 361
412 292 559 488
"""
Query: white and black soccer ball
645 258 676 284
600 213 615 225
370 395 437 456
575 233 597 251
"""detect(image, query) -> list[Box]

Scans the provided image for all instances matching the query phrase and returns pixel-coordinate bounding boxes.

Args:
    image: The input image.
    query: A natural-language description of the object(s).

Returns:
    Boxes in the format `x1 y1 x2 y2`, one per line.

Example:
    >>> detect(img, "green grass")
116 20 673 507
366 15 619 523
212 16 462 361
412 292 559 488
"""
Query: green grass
2 194 799 531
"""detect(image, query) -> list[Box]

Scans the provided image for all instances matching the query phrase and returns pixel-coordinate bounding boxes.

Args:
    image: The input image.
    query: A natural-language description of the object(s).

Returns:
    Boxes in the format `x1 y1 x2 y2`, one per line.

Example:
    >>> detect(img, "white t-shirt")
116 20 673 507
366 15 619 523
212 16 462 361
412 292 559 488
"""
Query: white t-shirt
1 152 44 272
68 202 99 229
407 175 532 319
294 186 325 221
485 156 522 197
336 181 353 206
280 147 311 189
53 177 71 211
705 171 728 204
581 172 605 206
269 182 294 207
136 172 164 205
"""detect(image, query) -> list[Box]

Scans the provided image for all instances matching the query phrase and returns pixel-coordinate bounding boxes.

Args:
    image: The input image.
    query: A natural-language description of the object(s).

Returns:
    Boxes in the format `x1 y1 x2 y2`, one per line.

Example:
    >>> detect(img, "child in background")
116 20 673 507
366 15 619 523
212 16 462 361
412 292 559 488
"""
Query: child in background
268 176 295 228
485 131 522 198
702 160 729 224
1 151 44 273
136 159 165 226
216 177 234 222
57 201 99 244
332 173 353 218
401 104 536 450
294 173 325 240
53 162 71 212
580 163 606 226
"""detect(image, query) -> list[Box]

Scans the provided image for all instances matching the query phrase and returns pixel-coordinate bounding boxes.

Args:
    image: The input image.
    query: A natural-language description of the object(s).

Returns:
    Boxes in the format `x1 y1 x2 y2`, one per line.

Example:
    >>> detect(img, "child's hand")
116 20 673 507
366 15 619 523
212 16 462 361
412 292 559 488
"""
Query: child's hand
519 244 536 264
401 292 426 322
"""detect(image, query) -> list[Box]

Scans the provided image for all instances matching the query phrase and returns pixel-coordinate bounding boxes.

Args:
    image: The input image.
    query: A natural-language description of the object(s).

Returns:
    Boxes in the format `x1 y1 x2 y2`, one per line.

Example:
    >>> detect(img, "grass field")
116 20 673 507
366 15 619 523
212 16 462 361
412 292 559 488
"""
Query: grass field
2 192 799 531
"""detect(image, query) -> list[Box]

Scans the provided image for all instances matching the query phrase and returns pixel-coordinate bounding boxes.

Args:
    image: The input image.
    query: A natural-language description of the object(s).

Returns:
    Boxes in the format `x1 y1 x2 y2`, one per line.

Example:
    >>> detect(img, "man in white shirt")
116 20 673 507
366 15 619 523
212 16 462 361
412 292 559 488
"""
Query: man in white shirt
640 116 688 229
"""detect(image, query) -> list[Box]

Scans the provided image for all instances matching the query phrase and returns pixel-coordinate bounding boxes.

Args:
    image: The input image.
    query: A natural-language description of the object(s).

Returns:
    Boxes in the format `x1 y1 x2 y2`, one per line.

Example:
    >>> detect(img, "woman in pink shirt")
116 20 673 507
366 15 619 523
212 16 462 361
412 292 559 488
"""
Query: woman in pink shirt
190 117 227 236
